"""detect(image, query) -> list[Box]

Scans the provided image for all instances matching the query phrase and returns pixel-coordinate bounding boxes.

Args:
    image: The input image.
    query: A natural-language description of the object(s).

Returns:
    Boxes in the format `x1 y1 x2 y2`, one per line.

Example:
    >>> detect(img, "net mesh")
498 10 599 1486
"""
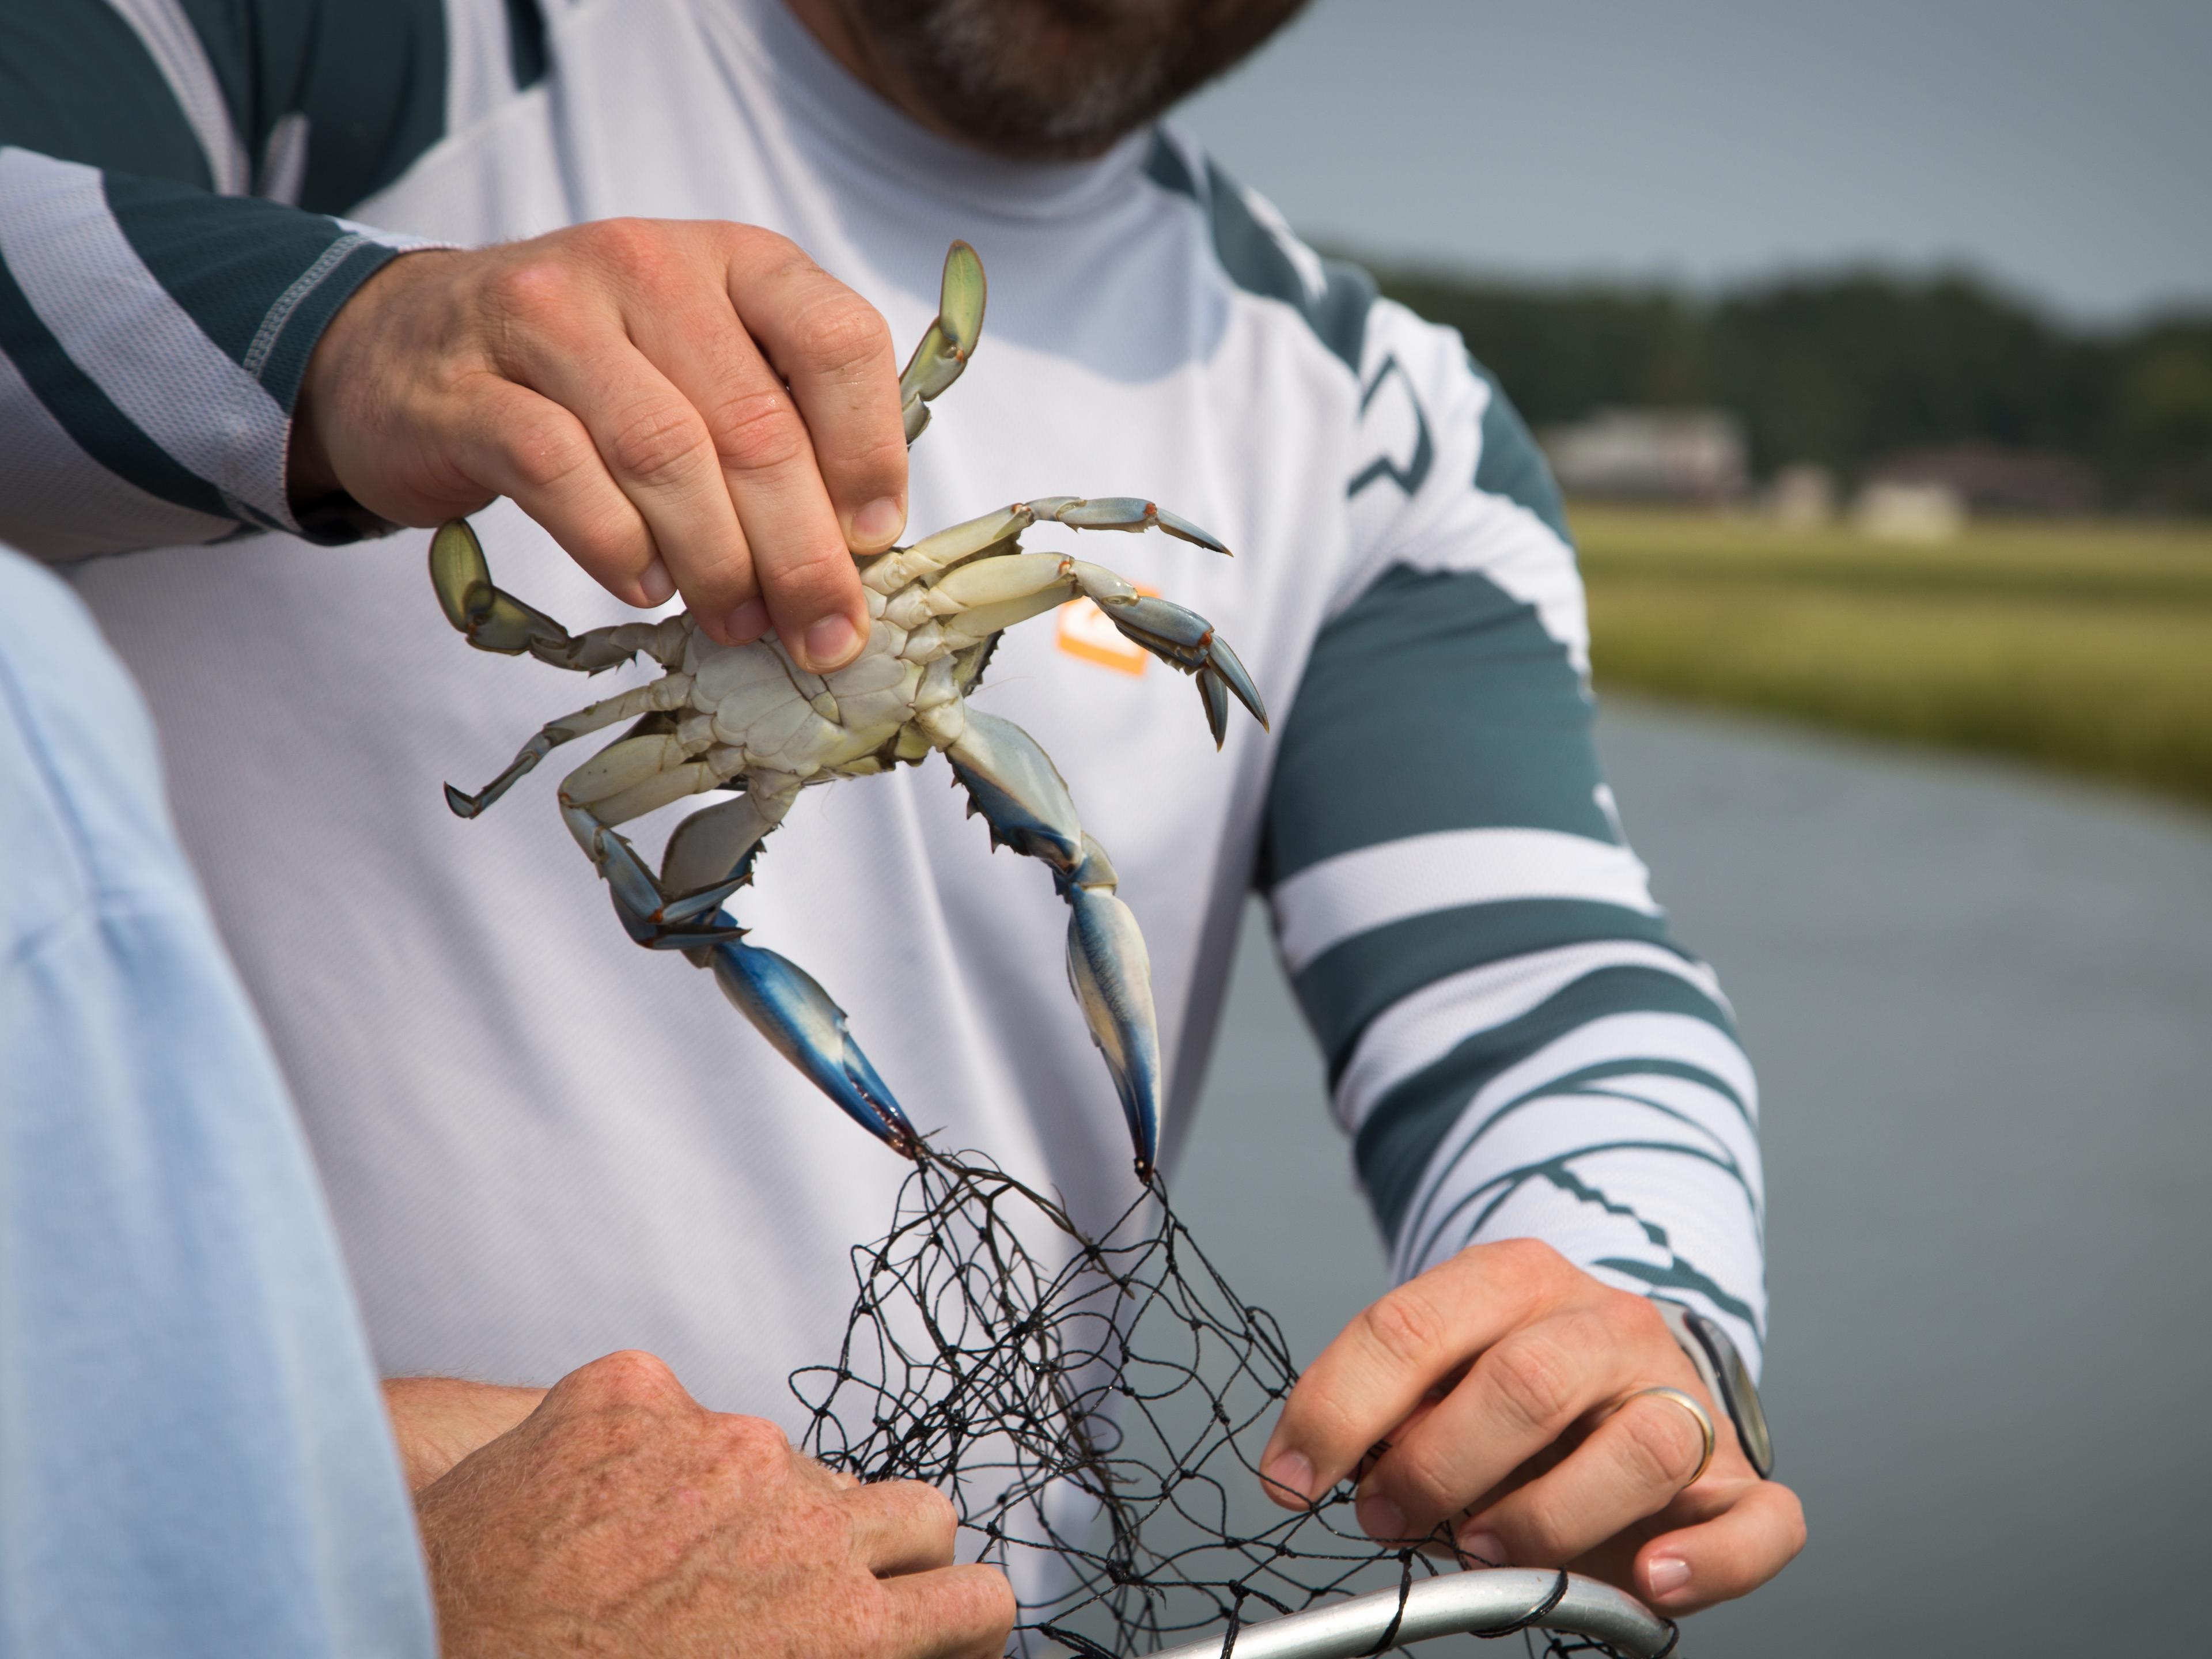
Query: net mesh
792 1145 1648 1659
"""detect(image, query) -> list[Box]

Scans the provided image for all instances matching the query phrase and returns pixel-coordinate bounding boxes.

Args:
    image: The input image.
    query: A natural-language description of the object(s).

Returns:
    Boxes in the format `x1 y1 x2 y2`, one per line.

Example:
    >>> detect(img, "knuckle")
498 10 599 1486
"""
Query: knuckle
575 215 665 272
724 222 803 266
709 386 808 474
1782 1491 1809 1555
500 415 594 494
1510 1493 1575 1563
574 1347 681 1404
1491 1235 1571 1284
1484 1334 1580 1434
792 291 893 374
1619 1397 1705 1487
607 400 711 486
900 1478 959 1537
974 1567 1019 1634
714 1412 793 1471
1358 1287 1448 1370
1605 1289 1671 1342
484 256 581 324
1387 1448 1459 1517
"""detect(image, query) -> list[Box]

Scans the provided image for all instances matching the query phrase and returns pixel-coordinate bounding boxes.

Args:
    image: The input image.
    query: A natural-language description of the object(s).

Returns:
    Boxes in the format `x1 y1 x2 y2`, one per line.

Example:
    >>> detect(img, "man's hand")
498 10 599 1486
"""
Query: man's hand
418 1350 1013 1659
292 221 912 670
1258 1240 1804 1616
382 1376 546 1491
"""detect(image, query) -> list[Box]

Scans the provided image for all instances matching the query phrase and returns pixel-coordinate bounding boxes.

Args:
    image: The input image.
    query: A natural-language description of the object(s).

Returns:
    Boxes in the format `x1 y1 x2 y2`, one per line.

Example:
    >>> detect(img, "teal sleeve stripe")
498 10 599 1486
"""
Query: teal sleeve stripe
1260 567 1615 889
1468 357 1571 546
100 169 399 407
1143 132 1374 373
1353 967 1738 1238
248 238 399 412
504 0 548 90
1592 1257 1761 1331
1503 1055 1751 1129
169 0 449 213
1294 899 1681 1073
0 2 214 190
0 244 232 520
0 1 448 214
1407 1138 1763 1336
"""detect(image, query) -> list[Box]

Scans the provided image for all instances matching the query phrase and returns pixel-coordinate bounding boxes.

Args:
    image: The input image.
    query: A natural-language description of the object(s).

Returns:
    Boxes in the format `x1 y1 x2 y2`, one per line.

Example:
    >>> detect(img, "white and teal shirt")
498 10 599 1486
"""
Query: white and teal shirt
0 0 1768 1407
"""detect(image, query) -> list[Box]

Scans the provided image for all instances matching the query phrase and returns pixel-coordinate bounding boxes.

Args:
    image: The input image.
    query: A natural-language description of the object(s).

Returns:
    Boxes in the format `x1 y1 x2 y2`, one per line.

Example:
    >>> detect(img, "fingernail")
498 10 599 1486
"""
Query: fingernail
802 612 859 670
722 600 769 643
1355 1494 1405 1541
851 495 905 548
1259 1450 1315 1506
1646 1556 1692 1600
637 559 675 607
1456 1528 1508 1567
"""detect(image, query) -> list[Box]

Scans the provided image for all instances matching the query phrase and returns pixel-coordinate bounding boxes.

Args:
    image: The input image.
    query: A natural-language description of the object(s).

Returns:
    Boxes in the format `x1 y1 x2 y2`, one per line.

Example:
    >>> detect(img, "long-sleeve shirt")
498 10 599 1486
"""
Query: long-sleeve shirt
1 0 1767 1403
0 548 436 1657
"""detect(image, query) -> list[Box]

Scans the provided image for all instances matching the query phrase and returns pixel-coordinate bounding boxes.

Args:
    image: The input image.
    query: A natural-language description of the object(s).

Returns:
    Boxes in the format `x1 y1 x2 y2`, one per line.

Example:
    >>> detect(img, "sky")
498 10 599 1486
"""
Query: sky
1174 0 2211 324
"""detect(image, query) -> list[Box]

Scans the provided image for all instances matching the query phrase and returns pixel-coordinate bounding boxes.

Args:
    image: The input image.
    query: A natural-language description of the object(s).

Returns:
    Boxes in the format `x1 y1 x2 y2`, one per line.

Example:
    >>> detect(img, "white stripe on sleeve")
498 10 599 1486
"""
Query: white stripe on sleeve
1388 1011 1758 1259
0 347 238 560
1271 827 1662 974
1332 943 1725 1132
0 151 293 525
1332 304 1592 672
1399 1114 1768 1374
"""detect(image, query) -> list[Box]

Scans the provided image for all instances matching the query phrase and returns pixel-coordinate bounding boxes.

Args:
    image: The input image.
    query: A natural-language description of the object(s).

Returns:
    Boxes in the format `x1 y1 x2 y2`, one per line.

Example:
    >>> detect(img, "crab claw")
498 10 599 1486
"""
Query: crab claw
1040 497 1230 554
430 519 575 659
562 804 745 949
1063 881 1162 1180
1090 594 1268 745
708 939 916 1150
946 711 1162 1178
899 240 987 443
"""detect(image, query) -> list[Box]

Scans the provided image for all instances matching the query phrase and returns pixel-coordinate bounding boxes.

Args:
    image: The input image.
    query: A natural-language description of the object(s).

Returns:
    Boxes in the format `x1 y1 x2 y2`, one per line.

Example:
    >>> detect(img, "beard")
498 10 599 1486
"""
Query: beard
849 0 1313 159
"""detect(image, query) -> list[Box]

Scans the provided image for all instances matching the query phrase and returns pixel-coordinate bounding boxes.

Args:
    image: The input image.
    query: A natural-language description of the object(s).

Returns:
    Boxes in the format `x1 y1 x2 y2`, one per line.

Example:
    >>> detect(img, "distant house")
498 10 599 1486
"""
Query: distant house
1541 408 1749 503
1867 444 2098 515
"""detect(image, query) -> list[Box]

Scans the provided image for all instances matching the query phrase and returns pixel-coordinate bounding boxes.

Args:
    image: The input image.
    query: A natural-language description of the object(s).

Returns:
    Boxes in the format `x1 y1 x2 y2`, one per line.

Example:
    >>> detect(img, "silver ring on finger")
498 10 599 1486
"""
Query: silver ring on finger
1616 1385 1715 1487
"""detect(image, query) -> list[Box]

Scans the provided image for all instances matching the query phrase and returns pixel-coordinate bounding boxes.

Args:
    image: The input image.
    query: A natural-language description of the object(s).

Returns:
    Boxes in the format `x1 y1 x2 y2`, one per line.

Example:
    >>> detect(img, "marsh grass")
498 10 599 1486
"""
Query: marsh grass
1574 507 2212 807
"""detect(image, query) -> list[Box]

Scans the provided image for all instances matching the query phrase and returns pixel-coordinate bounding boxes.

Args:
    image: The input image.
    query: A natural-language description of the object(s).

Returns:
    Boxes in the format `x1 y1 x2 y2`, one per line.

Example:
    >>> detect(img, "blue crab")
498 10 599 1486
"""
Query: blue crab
428 243 1264 1178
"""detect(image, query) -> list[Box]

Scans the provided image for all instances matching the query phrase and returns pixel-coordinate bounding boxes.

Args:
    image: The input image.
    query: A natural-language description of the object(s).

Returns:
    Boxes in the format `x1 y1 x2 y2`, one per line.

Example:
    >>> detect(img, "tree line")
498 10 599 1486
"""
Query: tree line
1366 262 2212 513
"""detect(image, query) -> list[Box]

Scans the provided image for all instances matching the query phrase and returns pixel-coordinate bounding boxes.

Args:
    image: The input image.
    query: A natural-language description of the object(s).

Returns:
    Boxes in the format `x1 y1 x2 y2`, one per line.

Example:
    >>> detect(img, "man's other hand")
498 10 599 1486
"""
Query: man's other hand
382 1376 546 1491
292 222 912 671
1258 1241 1804 1616
418 1350 1013 1659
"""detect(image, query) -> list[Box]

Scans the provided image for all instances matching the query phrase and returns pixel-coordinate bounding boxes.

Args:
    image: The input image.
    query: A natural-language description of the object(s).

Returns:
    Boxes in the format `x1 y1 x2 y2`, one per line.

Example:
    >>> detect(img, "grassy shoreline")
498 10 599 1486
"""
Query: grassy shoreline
1573 506 2212 809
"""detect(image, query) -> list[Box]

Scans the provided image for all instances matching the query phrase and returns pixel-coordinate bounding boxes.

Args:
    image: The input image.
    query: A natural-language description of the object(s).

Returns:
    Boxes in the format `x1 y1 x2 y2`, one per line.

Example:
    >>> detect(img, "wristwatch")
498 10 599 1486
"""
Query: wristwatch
1654 1300 1774 1478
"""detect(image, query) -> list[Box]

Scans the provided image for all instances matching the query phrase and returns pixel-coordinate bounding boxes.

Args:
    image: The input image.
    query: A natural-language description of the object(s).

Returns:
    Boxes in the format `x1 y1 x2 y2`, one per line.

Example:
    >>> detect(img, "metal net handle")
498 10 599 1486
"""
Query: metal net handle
1138 1569 1679 1659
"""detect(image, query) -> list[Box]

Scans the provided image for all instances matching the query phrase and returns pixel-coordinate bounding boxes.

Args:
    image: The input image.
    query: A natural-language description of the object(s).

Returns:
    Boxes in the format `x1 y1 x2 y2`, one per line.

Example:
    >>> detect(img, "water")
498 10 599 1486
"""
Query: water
1173 698 2212 1657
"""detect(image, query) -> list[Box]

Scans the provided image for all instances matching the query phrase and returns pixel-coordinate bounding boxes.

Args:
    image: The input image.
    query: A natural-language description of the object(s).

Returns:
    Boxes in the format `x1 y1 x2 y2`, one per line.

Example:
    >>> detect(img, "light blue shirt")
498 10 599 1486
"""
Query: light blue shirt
0 551 436 1657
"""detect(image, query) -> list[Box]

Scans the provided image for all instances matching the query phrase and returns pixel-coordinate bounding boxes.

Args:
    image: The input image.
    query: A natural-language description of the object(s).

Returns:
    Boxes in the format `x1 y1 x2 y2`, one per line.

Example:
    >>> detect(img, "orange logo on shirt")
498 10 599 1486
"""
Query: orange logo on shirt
1056 588 1159 675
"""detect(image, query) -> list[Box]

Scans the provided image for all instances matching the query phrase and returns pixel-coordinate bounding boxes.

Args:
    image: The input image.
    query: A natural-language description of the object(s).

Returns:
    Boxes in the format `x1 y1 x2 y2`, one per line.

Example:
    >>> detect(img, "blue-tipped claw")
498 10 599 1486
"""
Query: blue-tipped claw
570 807 745 949
1047 497 1230 554
709 938 916 1150
1063 884 1162 1179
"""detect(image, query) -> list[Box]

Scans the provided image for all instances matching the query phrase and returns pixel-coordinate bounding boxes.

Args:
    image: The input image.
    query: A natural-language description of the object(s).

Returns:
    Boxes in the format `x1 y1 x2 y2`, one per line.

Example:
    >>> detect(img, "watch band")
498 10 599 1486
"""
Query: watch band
1653 1299 1774 1479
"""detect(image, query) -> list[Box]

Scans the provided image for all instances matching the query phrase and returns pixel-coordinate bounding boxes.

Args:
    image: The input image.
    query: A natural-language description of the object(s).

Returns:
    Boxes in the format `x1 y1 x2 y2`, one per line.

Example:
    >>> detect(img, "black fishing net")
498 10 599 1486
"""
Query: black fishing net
792 1145 1652 1659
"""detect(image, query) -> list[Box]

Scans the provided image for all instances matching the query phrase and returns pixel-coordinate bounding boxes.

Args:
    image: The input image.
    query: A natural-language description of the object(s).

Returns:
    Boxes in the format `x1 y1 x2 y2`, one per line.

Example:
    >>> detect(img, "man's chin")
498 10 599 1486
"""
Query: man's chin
846 0 1312 161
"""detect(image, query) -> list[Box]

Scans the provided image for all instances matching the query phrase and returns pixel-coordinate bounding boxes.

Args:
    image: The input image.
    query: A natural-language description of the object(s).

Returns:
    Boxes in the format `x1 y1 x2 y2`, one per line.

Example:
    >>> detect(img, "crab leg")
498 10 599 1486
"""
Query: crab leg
898 240 987 445
898 551 1268 750
1086 593 1268 748
445 675 696 819
553 766 919 1149
942 710 1162 1177
861 495 1230 596
707 940 916 1152
430 518 687 673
